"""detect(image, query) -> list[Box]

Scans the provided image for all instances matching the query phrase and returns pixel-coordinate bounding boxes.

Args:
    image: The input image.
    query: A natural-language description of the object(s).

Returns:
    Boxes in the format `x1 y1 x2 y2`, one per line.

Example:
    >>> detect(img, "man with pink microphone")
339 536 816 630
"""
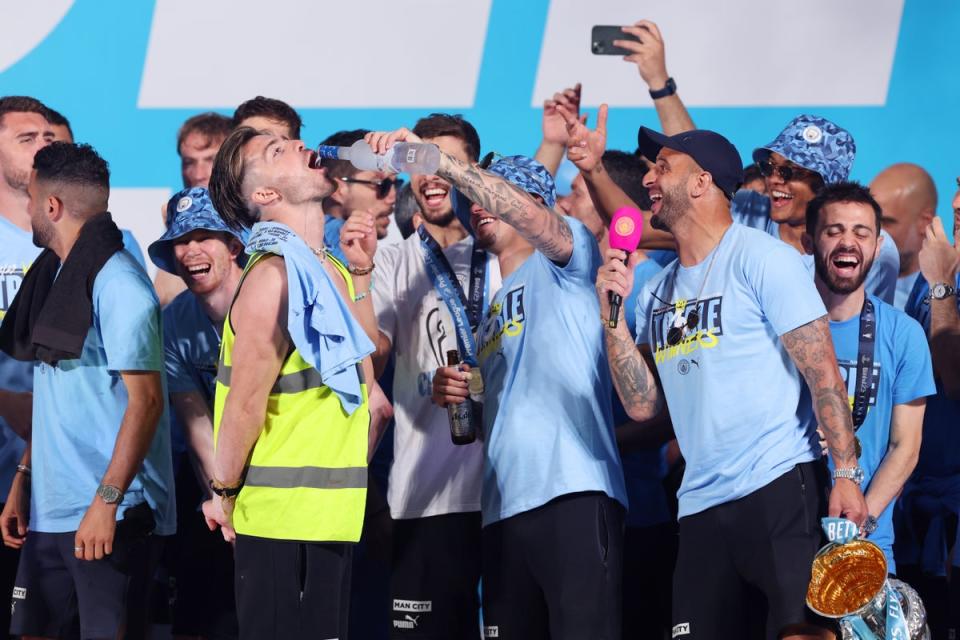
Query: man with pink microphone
596 127 867 639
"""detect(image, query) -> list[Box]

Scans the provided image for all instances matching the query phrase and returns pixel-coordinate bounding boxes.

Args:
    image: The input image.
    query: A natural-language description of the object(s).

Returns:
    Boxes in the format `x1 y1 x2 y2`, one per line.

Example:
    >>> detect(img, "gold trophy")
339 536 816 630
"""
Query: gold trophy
807 533 929 639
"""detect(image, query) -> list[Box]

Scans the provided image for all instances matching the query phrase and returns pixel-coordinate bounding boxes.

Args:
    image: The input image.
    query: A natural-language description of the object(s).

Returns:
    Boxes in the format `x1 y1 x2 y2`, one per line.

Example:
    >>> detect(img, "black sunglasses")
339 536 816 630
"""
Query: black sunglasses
666 309 700 347
340 176 404 199
757 160 820 184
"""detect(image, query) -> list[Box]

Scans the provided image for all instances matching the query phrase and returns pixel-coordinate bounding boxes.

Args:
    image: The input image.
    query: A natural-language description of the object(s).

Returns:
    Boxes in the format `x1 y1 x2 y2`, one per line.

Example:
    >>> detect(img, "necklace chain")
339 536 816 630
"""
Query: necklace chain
311 246 328 262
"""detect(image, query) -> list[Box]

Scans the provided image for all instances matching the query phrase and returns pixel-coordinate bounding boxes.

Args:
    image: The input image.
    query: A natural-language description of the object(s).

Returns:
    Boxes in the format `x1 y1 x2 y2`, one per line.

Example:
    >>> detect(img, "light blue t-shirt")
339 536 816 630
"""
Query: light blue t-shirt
634 223 826 518
730 190 901 304
0 217 38 498
825 296 935 572
31 251 176 535
476 218 627 526
163 290 219 407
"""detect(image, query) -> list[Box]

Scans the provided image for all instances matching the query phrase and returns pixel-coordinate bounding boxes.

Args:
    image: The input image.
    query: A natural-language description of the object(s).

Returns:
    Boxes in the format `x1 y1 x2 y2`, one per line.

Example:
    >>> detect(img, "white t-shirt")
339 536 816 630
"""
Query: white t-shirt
373 232 501 519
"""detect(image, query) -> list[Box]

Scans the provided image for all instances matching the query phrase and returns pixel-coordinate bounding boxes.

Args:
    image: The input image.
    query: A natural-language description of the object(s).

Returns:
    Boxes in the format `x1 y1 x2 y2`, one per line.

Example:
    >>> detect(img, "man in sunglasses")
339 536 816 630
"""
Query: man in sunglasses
322 129 400 250
735 115 901 304
801 181 933 576
596 126 868 639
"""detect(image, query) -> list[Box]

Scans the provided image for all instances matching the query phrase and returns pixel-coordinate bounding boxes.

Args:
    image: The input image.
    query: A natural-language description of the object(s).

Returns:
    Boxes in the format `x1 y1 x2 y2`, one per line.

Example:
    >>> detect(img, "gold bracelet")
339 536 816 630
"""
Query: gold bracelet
348 262 375 276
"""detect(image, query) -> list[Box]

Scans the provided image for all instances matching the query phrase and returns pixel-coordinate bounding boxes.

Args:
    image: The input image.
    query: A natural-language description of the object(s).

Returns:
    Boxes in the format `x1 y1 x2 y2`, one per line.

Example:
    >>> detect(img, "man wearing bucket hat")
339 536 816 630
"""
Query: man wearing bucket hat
148 186 245 638
410 145 627 639
740 114 901 304
596 126 868 638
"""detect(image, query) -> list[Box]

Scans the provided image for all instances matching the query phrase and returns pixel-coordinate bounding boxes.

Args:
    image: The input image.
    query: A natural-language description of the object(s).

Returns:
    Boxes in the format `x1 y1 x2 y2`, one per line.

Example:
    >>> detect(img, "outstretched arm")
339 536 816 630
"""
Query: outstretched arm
781 316 868 525
365 128 575 264
616 20 694 135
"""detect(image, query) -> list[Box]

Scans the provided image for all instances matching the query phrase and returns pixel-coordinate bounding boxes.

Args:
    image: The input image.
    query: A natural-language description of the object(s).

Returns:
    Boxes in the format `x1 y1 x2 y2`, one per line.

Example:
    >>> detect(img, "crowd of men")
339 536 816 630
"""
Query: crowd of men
0 18 957 640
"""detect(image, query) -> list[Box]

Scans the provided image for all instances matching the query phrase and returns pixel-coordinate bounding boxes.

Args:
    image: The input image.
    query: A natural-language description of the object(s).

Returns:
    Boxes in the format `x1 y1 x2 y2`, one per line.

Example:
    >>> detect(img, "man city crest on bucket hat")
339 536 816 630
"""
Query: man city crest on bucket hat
148 187 247 274
752 114 856 185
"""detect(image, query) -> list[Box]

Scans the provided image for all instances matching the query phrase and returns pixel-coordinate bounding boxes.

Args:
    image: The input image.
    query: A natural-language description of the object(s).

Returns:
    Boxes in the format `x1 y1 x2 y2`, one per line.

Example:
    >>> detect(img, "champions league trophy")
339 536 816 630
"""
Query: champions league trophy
806 518 930 639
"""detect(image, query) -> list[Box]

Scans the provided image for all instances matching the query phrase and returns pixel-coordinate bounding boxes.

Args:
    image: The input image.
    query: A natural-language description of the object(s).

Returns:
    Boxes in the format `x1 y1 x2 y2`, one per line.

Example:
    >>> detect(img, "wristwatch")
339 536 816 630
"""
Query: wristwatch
861 515 878 536
96 484 124 505
930 282 956 300
649 77 677 100
832 466 865 485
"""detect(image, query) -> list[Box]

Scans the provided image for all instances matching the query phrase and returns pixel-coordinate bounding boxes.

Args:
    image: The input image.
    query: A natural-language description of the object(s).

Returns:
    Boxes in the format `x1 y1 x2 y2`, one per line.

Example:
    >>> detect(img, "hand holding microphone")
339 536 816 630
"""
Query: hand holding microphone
603 207 644 328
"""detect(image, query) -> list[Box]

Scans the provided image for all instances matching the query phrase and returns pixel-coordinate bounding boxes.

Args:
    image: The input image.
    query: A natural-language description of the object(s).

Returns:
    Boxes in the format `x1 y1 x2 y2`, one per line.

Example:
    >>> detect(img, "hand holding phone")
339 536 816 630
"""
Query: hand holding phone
591 25 640 56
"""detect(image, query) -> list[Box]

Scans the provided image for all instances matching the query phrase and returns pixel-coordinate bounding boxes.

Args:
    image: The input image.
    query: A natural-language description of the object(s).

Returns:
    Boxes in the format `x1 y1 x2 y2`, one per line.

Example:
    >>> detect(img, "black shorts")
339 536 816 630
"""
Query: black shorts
169 465 238 638
234 535 352 640
481 492 624 640
672 461 828 640
10 505 163 639
390 511 482 640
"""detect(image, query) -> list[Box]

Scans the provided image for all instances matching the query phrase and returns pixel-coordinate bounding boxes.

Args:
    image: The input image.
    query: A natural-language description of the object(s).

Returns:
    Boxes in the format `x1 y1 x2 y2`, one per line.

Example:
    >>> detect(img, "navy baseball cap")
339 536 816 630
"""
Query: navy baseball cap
637 127 744 199
148 187 247 274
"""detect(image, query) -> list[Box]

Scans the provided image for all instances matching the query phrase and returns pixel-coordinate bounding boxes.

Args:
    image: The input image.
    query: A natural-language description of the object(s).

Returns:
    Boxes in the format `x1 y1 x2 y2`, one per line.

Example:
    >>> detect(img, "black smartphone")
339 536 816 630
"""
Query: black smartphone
591 25 640 56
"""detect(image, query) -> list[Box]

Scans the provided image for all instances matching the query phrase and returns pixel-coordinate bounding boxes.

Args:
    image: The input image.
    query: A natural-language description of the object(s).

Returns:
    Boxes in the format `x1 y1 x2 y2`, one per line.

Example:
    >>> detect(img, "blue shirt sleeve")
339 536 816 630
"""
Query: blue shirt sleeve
94 258 164 372
892 311 937 405
544 217 600 283
746 241 827 336
865 230 900 305
121 229 147 270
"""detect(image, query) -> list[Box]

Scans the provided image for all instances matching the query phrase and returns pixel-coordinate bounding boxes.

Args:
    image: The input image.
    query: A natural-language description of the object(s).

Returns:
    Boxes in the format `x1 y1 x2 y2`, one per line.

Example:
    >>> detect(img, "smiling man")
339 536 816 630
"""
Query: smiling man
148 187 245 638
736 115 901 304
370 113 497 640
802 181 934 574
596 126 867 639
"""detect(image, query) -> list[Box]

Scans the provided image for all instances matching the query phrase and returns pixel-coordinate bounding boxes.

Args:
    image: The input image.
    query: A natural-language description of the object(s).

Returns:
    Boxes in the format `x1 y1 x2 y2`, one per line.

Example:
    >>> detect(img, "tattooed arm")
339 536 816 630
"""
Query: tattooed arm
781 315 868 524
596 247 663 421
363 127 574 264
436 153 575 264
605 325 664 422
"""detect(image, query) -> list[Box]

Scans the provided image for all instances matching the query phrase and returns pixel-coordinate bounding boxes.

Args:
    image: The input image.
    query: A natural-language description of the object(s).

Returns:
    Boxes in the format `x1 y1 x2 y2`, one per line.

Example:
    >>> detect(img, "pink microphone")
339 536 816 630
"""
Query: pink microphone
607 207 644 328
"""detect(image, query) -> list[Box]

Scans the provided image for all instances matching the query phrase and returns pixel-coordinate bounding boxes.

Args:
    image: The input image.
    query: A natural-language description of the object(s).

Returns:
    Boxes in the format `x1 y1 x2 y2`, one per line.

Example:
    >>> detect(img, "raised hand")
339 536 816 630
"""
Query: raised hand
364 128 424 155
543 84 581 146
558 103 608 174
918 217 960 286
616 20 670 90
595 247 641 323
339 210 377 268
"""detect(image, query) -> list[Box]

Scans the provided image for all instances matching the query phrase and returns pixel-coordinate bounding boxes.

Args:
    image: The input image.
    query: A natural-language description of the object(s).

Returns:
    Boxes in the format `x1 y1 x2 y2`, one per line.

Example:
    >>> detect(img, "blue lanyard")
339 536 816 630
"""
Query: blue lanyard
417 225 486 366
852 298 875 429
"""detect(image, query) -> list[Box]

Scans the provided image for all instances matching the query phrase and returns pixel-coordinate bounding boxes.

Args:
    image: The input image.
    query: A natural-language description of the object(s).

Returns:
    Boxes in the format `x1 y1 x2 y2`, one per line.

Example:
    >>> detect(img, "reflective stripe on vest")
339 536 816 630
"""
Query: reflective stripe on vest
214 251 369 543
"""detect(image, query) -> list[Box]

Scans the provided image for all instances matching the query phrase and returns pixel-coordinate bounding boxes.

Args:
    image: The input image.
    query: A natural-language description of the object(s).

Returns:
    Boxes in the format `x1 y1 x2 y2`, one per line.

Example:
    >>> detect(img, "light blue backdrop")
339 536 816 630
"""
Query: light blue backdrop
1 0 957 237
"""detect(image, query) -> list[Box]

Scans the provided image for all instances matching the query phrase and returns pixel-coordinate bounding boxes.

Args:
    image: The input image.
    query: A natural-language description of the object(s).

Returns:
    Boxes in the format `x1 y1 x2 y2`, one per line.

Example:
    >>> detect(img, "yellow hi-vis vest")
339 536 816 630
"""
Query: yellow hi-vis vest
213 252 368 542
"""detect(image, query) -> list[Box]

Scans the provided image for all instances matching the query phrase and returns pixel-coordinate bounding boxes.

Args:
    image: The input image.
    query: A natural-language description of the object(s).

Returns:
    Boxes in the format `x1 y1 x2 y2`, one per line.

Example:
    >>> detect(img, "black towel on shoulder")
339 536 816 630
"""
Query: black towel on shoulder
0 211 123 365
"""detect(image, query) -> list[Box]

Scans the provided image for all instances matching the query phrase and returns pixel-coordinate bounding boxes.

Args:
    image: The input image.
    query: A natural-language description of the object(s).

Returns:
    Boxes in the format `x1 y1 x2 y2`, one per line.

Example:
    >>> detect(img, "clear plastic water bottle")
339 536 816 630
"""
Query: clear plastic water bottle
314 140 440 174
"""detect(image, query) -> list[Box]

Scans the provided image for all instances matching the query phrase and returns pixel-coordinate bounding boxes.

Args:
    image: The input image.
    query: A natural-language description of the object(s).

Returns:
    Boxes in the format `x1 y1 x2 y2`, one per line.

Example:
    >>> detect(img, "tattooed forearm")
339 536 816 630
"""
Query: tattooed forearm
781 316 859 466
605 325 663 421
438 153 574 263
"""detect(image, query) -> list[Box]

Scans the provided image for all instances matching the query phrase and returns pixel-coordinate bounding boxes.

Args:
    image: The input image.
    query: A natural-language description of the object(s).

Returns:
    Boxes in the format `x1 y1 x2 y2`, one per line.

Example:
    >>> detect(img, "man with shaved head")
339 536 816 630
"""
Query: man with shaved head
870 163 937 309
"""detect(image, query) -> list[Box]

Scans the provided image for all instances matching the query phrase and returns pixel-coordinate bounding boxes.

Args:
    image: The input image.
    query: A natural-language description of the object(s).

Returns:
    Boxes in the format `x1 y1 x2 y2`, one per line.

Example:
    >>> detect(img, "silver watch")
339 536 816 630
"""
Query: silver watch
96 484 124 505
930 282 957 301
832 466 865 485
